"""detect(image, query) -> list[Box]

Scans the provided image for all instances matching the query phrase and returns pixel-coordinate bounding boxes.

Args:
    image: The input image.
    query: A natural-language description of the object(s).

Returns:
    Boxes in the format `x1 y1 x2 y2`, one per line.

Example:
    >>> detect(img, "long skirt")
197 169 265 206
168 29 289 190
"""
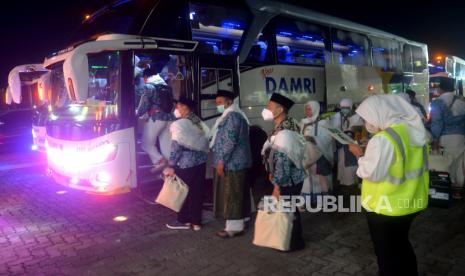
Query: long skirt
213 169 250 220
440 134 465 187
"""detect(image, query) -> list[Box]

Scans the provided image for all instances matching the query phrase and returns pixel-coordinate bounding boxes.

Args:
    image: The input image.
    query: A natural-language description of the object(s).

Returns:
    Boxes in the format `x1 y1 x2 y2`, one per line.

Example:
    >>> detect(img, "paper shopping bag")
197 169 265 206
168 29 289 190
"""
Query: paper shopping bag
253 209 294 251
155 175 189 212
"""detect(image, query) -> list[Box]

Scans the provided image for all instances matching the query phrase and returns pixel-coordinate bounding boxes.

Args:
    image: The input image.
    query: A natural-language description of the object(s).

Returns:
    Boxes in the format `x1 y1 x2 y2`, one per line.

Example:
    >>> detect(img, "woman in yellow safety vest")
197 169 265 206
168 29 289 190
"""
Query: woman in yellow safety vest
349 94 429 276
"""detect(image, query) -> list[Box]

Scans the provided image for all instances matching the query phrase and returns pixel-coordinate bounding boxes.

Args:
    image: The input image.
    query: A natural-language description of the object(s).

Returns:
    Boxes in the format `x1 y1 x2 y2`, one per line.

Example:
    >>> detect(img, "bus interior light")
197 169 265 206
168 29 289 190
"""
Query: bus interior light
221 21 241 29
189 12 196 20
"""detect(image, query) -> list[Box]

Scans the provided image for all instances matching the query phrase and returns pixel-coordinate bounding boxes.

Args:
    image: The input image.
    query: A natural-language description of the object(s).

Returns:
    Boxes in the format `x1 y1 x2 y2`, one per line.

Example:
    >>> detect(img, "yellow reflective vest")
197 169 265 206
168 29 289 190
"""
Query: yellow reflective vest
361 123 429 216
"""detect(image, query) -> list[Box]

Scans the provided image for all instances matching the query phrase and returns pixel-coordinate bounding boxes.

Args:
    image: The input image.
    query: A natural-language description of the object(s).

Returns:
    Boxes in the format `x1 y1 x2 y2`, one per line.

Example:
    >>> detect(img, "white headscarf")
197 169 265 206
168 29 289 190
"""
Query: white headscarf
356 95 427 146
340 98 353 108
303 101 320 123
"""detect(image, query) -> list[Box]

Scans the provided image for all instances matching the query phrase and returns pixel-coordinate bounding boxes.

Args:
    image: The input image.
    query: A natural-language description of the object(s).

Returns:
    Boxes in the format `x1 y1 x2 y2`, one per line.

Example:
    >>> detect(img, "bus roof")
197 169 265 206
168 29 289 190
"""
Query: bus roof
447 55 465 65
247 0 427 48
8 64 48 104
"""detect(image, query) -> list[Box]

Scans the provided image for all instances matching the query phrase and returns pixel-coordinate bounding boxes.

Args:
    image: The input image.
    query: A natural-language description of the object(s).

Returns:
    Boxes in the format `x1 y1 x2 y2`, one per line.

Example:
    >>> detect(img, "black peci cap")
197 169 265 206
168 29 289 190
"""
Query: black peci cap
270 93 295 110
216 90 237 100
176 98 196 110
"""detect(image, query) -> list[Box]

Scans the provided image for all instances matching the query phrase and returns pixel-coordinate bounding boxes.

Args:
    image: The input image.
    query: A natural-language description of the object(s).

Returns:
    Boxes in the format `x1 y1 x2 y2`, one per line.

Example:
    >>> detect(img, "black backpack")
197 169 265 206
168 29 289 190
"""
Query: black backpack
154 84 174 113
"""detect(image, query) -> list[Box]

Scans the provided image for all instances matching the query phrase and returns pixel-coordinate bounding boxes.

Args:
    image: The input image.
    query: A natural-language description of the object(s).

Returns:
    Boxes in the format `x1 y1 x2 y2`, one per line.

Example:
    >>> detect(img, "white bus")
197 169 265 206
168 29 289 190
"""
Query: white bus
430 55 465 96
2 64 50 151
43 0 429 194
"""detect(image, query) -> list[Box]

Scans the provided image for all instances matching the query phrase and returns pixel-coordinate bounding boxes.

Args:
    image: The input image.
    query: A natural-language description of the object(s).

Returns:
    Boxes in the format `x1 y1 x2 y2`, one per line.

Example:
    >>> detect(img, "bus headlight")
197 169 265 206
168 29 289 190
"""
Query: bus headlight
47 143 118 169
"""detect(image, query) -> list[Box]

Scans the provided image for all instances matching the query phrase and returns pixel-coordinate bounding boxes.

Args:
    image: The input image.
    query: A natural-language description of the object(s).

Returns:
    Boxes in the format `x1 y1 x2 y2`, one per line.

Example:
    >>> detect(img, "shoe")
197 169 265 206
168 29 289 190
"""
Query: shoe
166 221 190 230
192 225 202 231
216 230 244 239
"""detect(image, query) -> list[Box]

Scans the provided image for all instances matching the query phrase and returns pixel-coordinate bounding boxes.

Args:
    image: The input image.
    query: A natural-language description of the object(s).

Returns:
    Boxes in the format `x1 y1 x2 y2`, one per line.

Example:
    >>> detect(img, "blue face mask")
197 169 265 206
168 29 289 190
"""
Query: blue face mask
341 108 351 115
217 105 225 113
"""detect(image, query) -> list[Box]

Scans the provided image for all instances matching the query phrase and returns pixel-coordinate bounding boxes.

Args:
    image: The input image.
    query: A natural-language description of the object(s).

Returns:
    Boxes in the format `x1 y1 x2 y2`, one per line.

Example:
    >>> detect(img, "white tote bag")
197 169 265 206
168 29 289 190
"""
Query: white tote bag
253 210 294 251
429 153 453 173
155 175 189 212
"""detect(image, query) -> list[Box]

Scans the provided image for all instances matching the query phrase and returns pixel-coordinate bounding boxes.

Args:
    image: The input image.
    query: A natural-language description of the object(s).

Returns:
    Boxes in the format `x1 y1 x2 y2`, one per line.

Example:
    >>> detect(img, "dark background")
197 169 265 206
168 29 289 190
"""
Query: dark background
1 0 464 88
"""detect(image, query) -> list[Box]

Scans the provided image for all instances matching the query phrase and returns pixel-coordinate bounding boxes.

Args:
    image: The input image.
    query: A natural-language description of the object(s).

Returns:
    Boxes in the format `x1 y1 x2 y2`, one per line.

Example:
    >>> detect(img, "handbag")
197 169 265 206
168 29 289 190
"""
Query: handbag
253 208 294 251
429 153 453 173
155 174 189 212
302 138 323 169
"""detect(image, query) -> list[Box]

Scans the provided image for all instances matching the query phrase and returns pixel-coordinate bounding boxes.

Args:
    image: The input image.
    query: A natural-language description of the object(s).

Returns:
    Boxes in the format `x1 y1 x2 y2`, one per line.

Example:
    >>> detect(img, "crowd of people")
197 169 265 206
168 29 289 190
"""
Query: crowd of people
135 60 465 273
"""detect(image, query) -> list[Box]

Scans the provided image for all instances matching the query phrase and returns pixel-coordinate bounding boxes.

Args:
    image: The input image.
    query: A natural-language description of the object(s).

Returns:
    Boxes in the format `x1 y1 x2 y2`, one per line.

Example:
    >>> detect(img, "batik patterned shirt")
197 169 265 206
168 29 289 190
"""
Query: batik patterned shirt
212 111 252 171
268 116 306 187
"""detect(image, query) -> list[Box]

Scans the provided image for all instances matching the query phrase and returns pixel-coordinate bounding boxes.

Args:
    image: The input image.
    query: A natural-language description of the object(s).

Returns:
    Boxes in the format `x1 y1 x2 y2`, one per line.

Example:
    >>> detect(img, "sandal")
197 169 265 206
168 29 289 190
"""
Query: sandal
216 230 244 239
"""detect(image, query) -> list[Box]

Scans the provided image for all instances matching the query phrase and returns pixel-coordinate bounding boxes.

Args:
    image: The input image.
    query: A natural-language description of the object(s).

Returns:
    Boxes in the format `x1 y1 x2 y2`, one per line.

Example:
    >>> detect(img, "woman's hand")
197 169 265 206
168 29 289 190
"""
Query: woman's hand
163 167 175 177
271 185 280 199
216 163 224 177
348 144 364 158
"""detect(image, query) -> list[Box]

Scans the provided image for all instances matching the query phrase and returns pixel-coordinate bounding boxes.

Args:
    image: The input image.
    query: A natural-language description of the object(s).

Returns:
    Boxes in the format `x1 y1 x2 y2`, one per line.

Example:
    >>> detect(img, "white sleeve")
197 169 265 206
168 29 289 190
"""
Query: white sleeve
356 135 395 182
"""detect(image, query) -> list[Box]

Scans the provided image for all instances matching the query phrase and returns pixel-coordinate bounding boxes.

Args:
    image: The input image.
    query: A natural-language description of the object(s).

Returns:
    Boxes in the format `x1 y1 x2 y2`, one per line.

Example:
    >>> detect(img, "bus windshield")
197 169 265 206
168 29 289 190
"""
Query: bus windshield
49 63 70 112
47 52 121 141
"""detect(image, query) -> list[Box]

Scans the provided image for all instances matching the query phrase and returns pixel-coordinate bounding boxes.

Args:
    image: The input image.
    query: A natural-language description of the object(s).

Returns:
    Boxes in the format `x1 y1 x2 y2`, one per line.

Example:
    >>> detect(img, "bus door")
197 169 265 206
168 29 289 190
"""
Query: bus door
132 50 194 185
194 54 240 127
194 54 239 180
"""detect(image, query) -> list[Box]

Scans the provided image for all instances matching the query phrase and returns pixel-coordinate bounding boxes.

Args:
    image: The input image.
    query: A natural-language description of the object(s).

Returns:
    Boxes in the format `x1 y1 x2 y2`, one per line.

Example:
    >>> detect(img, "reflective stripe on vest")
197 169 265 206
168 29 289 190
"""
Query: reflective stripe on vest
384 127 429 185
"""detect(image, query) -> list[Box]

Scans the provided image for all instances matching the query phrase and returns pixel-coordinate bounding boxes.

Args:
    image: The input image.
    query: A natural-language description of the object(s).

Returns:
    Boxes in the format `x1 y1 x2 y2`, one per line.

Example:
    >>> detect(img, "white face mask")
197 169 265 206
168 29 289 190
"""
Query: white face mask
174 109 182 118
365 122 379 134
261 108 275 121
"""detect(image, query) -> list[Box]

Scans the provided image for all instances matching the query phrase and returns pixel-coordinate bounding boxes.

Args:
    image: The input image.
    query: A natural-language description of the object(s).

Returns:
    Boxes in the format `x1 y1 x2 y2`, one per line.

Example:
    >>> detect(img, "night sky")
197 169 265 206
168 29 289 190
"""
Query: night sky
1 0 465 88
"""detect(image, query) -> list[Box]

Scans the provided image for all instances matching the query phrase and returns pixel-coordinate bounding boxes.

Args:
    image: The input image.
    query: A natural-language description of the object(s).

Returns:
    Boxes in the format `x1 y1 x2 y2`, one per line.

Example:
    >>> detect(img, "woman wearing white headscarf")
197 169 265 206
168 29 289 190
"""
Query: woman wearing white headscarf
330 98 364 187
348 94 429 276
300 101 335 200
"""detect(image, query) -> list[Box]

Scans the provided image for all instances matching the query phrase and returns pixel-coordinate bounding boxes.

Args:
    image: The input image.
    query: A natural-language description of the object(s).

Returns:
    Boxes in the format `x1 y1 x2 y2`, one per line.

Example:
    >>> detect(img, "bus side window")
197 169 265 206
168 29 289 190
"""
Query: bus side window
245 33 271 64
402 44 427 73
370 37 401 72
402 44 413 72
332 29 370 66
273 18 329 66
446 57 454 75
411 46 427 73
189 3 250 56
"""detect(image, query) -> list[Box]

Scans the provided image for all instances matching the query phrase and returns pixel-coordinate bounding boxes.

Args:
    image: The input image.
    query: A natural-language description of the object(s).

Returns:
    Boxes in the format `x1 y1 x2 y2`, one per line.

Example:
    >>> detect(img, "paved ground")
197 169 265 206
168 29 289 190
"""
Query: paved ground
0 153 465 275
